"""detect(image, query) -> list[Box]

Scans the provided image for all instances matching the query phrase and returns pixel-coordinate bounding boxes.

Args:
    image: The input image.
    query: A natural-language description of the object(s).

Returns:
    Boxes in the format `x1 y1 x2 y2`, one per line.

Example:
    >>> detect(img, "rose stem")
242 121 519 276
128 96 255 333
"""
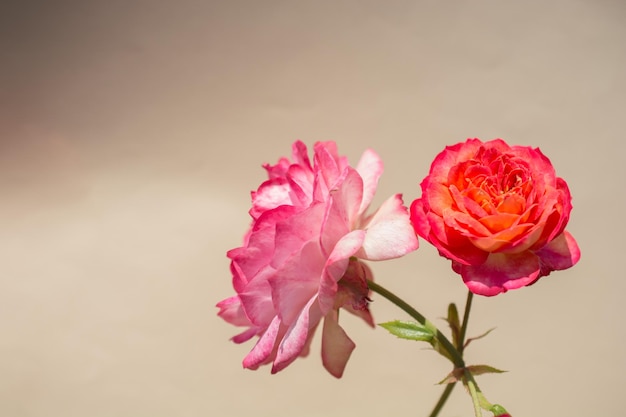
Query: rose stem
366 280 464 368
428 290 475 417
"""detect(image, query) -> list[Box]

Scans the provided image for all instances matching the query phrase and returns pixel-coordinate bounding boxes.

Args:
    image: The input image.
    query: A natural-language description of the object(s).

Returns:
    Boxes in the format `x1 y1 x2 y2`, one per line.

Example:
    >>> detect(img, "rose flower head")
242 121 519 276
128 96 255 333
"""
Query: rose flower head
217 141 418 377
410 138 580 296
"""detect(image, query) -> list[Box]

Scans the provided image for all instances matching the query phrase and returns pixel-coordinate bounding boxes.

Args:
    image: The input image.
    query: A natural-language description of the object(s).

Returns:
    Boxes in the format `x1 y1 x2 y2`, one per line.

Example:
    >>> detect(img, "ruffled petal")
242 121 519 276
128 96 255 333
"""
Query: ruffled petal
250 178 292 219
357 194 418 260
319 168 364 254
272 297 320 374
270 241 324 325
355 148 383 216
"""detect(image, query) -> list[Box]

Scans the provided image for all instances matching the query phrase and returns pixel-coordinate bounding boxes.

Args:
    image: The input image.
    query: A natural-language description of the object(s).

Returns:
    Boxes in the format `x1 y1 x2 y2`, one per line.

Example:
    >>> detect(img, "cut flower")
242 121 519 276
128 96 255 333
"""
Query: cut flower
410 138 580 296
217 141 418 377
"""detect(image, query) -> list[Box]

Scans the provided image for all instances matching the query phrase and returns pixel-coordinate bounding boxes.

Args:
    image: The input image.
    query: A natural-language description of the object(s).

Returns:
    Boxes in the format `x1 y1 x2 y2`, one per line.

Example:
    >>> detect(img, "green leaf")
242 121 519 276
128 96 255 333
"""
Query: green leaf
466 364 507 376
446 303 461 348
378 320 434 342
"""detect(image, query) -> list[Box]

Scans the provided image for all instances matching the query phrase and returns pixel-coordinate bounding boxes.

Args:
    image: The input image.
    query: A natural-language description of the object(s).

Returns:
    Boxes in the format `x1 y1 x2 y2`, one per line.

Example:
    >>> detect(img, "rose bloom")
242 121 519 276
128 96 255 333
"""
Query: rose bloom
410 138 580 296
217 141 418 377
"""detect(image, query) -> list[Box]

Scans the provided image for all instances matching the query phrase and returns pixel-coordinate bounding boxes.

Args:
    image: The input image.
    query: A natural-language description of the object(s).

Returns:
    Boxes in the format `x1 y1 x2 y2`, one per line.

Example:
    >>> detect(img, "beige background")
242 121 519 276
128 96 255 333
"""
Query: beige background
1 1 625 416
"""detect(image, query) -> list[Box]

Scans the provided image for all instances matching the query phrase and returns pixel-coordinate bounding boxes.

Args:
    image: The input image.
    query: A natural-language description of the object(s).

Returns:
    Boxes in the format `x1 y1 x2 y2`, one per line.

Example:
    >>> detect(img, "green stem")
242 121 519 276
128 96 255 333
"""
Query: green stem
464 369 483 417
459 291 474 354
458 291 483 415
428 290 476 417
428 382 456 417
366 280 465 369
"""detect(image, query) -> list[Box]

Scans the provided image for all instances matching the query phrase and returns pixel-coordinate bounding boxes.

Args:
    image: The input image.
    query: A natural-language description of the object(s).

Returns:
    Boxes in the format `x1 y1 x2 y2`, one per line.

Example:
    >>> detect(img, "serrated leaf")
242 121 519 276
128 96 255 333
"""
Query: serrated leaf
379 320 434 342
446 303 461 347
466 364 507 376
463 327 496 349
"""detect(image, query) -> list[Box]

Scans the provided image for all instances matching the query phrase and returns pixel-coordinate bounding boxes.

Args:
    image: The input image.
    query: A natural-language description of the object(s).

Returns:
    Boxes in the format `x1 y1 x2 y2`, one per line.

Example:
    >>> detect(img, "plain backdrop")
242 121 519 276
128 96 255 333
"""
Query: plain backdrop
1 1 625 416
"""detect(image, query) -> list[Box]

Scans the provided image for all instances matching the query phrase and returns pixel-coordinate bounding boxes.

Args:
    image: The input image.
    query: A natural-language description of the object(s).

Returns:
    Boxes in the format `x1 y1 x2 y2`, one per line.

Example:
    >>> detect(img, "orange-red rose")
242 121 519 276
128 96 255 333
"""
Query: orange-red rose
410 138 580 296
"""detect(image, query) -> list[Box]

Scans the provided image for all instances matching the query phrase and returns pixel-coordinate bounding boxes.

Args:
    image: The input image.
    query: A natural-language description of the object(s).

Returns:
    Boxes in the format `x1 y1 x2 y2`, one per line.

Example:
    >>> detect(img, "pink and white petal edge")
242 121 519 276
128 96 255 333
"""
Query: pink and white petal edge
355 149 384 216
357 194 418 261
271 297 319 374
461 252 541 296
536 231 580 271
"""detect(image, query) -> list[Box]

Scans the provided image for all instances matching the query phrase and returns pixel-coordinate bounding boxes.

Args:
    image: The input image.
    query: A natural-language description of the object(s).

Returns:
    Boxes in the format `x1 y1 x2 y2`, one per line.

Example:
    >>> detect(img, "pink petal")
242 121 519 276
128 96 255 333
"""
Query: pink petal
318 230 367 315
271 203 325 269
299 321 320 358
321 309 356 378
272 297 321 374
286 164 314 206
512 144 557 186
459 251 542 296
291 140 312 169
269 241 324 325
263 157 290 179
357 194 418 260
243 315 282 370
250 178 291 219
314 142 342 190
535 231 580 273
427 139 483 185
238 277 275 328
355 148 383 216
320 169 364 249
216 295 250 327
232 327 259 344
410 198 430 237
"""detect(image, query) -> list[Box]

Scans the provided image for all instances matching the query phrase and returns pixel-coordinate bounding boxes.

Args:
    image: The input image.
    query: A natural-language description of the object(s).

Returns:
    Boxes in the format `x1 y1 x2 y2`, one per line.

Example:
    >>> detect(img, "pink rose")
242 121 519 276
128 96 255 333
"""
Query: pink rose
410 138 580 296
217 141 418 377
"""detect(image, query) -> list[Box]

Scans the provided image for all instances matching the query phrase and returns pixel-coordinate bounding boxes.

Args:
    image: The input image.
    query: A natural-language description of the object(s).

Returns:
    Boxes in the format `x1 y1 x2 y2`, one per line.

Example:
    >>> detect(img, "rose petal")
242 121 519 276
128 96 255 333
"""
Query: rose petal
409 198 430 237
318 230 367 315
314 142 342 190
243 315 282 370
424 211 489 265
271 203 325 268
250 178 291 219
470 223 534 252
355 148 384 216
319 169 364 254
536 231 581 273
291 140 312 169
357 194 419 260
424 181 454 216
459 252 542 296
321 309 356 378
270 241 324 325
216 295 250 327
272 297 321 374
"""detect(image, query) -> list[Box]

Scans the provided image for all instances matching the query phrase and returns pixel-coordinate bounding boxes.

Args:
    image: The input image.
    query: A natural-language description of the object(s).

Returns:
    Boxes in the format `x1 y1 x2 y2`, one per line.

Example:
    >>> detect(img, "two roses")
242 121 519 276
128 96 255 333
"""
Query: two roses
218 138 580 376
